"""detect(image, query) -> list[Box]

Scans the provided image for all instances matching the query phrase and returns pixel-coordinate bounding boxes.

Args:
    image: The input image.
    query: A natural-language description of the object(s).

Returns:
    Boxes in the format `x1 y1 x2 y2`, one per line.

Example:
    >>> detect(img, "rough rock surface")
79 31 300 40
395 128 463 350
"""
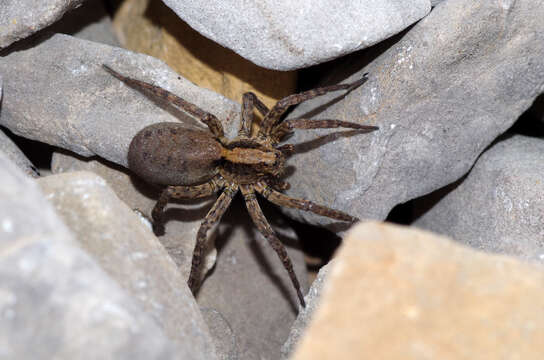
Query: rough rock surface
51 152 218 281
281 260 333 359
0 76 39 178
0 152 178 359
292 221 544 359
0 0 85 49
414 135 544 263
283 0 544 227
196 200 309 360
0 33 241 167
113 0 297 108
38 171 218 360
161 0 430 70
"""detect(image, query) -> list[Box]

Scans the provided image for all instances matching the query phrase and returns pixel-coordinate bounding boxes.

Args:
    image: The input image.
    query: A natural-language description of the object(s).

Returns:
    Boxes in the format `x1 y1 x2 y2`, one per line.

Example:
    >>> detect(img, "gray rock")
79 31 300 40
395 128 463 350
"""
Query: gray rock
0 0 85 49
0 33 241 168
0 129 39 178
38 171 218 360
51 151 218 285
161 0 431 70
281 260 333 359
200 307 239 360
0 76 39 178
196 200 309 360
414 135 544 263
282 0 544 227
0 152 177 359
49 0 120 47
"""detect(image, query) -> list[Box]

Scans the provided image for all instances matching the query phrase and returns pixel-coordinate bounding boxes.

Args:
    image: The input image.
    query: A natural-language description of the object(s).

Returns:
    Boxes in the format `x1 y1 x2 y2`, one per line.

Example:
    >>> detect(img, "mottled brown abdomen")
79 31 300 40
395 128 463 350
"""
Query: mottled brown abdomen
128 123 222 186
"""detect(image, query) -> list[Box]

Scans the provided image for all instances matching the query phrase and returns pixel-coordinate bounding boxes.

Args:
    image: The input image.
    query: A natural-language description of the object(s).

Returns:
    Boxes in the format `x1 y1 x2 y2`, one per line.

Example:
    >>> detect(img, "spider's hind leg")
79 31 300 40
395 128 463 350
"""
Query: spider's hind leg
240 184 306 307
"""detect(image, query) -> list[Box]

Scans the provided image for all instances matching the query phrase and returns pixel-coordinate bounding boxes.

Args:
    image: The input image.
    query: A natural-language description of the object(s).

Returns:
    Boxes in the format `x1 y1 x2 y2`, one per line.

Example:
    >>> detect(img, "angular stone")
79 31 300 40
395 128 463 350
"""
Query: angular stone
281 260 333 359
113 0 297 108
51 151 217 285
292 222 544 360
0 33 241 167
0 0 85 49
283 0 544 227
414 135 544 263
0 152 178 359
196 200 309 360
0 129 39 178
160 0 430 70
38 171 218 360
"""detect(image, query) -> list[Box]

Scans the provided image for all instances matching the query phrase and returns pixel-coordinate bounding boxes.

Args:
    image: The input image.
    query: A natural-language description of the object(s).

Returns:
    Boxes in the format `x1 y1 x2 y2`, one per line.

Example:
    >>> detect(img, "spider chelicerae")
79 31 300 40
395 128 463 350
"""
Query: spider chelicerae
103 65 378 307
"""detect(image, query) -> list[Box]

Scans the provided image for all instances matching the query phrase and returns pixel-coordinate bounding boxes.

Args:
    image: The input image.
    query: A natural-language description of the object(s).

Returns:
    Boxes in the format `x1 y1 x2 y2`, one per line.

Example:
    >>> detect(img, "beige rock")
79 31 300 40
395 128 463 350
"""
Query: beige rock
113 0 296 110
38 171 218 360
291 221 544 360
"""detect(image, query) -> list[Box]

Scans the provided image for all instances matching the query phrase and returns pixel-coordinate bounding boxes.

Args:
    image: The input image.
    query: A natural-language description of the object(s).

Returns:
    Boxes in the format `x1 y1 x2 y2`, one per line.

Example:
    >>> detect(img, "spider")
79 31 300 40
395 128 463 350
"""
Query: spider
103 65 378 307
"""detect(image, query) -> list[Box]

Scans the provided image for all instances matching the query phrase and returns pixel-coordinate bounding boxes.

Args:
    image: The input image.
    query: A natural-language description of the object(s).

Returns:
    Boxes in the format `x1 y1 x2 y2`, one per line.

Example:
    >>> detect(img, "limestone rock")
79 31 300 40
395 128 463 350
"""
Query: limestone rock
113 0 297 108
414 135 544 263
0 0 85 49
38 171 218 360
0 151 178 359
159 0 431 70
292 222 544 360
0 129 39 178
51 151 217 283
283 0 544 227
196 200 309 360
0 33 241 167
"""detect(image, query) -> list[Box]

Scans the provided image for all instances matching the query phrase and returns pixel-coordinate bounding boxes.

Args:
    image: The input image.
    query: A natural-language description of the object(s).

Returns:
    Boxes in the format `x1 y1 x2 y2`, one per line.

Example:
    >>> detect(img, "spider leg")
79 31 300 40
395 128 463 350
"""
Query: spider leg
151 177 225 234
259 73 369 136
187 184 237 294
240 184 306 307
271 118 379 143
240 92 270 137
254 182 358 223
103 65 225 139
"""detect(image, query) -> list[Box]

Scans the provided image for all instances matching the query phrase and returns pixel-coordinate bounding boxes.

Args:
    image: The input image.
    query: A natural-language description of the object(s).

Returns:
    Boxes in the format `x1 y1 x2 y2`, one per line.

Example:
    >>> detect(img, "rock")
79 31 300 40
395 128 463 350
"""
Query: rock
113 0 297 108
0 152 178 359
282 0 544 227
49 0 120 47
281 260 333 359
292 221 544 360
0 33 241 167
0 76 39 178
51 151 217 284
159 0 430 70
196 199 309 360
200 307 239 360
414 135 544 263
0 0 84 49
37 171 218 360
0 129 39 178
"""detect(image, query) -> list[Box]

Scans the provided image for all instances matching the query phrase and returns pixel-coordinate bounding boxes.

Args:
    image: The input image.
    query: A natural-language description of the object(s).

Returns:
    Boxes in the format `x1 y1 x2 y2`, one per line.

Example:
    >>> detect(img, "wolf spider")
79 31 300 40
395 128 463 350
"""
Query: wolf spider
103 65 378 307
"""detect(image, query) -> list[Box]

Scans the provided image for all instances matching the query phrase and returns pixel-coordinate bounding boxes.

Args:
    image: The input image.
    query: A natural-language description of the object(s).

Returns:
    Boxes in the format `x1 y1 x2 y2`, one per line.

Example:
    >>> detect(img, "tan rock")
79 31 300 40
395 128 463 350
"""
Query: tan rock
291 221 544 360
113 0 296 110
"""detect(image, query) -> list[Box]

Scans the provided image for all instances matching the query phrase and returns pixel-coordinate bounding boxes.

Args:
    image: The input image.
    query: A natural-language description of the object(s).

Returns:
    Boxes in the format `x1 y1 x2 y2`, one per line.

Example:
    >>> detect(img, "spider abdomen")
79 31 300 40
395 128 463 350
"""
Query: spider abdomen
128 122 222 186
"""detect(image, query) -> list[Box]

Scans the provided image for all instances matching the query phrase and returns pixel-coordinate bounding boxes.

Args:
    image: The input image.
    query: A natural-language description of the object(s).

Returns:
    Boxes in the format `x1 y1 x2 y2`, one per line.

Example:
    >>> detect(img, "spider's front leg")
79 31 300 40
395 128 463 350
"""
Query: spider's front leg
151 177 224 234
270 118 379 143
240 184 306 307
239 92 270 137
258 74 369 136
103 65 226 141
254 182 358 223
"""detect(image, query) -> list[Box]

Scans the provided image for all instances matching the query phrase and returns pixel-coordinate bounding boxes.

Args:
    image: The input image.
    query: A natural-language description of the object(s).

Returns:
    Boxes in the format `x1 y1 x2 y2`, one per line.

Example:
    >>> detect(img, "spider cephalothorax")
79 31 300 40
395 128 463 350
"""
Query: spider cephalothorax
104 65 378 307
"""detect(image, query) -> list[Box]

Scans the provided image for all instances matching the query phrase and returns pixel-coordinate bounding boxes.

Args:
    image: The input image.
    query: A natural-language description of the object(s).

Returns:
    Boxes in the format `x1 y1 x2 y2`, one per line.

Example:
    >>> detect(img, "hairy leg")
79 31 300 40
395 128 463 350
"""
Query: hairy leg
151 177 225 233
187 185 237 293
271 118 379 143
259 74 369 136
240 92 270 137
103 65 225 139
240 184 306 307
254 182 358 222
